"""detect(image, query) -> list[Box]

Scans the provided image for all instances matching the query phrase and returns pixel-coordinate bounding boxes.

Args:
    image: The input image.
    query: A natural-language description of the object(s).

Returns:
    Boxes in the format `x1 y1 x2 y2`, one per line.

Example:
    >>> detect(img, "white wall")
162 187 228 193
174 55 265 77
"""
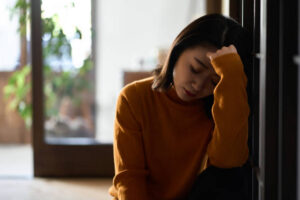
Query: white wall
0 0 20 71
95 0 206 142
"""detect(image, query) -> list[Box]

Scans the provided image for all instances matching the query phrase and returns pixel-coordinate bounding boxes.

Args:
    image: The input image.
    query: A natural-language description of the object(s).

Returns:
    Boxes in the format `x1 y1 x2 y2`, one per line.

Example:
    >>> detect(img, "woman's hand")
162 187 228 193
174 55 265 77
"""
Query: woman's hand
206 44 238 61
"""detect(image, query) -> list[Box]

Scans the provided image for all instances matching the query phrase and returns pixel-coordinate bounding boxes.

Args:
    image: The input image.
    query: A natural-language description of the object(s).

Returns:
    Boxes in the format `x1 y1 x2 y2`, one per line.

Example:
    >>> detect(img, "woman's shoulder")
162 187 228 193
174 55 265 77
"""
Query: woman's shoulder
120 76 155 98
121 77 154 94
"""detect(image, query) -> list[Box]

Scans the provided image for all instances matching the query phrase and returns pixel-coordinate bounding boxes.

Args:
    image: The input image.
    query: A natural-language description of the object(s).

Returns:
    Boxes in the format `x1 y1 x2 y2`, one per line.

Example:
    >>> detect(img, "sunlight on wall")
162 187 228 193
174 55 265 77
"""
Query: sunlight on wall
0 0 20 71
222 0 230 17
95 0 206 142
0 0 207 143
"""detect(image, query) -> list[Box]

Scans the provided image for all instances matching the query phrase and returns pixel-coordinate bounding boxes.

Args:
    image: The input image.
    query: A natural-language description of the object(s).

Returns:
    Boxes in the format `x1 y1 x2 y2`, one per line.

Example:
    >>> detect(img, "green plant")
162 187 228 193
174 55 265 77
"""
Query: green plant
3 0 93 128
3 65 32 127
43 56 93 118
9 0 30 35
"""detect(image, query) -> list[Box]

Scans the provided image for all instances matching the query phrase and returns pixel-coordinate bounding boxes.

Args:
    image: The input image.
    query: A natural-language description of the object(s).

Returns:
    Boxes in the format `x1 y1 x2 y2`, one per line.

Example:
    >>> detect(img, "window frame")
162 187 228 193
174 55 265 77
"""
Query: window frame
31 0 113 177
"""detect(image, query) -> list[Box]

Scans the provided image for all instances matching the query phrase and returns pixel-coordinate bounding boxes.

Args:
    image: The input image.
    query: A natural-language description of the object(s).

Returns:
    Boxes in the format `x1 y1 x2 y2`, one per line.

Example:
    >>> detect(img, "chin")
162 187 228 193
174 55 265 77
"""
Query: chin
176 93 190 102
177 95 189 102
177 88 212 102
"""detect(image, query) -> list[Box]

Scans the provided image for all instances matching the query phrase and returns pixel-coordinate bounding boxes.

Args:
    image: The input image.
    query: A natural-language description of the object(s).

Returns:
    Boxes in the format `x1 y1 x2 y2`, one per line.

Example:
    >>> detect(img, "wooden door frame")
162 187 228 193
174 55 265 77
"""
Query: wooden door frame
230 0 257 199
258 0 280 199
31 0 114 177
258 0 298 199
298 1 300 199
230 0 242 23
278 0 298 199
248 0 260 199
228 1 299 199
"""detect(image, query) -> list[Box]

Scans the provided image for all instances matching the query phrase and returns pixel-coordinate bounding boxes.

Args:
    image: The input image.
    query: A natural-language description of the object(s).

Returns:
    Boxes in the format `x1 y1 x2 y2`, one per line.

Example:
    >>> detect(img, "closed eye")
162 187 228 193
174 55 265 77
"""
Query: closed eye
194 57 209 69
190 65 201 74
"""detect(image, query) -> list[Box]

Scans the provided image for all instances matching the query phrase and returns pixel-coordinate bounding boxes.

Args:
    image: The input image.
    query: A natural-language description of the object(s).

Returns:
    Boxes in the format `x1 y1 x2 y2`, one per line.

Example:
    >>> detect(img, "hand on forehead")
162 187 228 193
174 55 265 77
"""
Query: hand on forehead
206 45 237 61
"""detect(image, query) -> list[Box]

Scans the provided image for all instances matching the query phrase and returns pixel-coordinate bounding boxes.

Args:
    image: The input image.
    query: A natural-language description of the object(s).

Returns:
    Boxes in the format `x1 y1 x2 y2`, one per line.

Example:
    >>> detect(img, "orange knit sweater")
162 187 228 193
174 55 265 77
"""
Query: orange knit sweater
109 53 250 200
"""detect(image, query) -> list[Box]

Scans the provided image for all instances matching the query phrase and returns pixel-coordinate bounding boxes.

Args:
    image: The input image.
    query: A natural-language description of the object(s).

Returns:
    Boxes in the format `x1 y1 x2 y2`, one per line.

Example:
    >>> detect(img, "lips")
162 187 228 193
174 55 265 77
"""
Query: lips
184 88 197 97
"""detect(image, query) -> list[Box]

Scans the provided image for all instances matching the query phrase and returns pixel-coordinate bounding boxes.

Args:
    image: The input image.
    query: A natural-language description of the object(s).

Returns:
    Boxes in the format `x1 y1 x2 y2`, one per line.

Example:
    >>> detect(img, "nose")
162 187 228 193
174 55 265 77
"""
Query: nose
191 75 209 92
191 81 202 92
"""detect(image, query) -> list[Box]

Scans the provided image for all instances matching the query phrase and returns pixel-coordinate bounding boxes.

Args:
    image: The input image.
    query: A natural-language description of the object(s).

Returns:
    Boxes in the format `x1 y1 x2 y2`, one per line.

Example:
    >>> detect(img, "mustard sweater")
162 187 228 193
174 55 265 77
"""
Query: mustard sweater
109 53 250 200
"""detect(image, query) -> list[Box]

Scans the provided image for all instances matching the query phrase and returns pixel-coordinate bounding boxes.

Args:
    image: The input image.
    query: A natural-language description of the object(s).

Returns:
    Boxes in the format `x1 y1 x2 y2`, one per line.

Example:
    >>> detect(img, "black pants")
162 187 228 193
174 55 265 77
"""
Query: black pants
187 163 250 200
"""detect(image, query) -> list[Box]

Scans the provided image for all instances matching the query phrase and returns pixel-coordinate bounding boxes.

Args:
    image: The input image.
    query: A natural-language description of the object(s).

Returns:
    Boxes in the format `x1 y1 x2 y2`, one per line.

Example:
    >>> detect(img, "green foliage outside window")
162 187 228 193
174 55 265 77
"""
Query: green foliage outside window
3 0 93 128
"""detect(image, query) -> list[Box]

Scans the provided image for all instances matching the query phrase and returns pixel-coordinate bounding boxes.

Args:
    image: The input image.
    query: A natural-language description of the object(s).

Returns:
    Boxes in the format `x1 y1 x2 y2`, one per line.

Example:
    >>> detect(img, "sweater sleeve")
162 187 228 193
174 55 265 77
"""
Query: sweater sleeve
109 83 149 200
206 53 250 168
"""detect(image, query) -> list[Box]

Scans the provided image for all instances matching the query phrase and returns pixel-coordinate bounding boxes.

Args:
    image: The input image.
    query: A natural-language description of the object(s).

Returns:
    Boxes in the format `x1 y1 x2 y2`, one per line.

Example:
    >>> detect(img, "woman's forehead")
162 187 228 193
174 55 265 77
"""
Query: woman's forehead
189 46 215 63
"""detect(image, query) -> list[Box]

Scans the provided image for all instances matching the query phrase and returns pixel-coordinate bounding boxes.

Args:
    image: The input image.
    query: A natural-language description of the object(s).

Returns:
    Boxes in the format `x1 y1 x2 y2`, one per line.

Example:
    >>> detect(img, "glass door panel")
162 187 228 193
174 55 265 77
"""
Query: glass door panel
41 0 96 144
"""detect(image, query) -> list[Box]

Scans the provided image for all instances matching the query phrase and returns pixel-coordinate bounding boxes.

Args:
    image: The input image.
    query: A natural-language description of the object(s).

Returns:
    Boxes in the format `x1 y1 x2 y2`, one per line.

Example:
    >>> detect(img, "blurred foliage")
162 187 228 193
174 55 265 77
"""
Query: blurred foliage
3 65 32 127
3 0 93 128
43 57 93 118
9 0 30 35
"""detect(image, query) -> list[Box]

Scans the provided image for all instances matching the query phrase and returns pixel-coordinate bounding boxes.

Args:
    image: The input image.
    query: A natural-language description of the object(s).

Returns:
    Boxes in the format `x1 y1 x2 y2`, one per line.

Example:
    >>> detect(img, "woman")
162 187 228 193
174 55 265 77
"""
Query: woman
109 13 252 200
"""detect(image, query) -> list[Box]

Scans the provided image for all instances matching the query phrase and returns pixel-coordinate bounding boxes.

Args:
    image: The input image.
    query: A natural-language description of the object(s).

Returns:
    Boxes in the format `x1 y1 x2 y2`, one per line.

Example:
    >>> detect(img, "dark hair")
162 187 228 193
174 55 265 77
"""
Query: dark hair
152 13 253 119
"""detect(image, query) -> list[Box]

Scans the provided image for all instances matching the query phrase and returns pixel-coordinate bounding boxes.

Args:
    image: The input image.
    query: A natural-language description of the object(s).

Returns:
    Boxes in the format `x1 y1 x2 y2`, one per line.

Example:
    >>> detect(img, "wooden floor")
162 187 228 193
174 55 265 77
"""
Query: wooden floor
0 178 112 200
0 145 112 199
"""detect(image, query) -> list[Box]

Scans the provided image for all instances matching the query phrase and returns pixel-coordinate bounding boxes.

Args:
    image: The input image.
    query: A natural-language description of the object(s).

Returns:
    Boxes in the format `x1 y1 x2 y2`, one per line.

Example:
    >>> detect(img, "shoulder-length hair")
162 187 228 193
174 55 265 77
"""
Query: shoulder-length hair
152 13 253 119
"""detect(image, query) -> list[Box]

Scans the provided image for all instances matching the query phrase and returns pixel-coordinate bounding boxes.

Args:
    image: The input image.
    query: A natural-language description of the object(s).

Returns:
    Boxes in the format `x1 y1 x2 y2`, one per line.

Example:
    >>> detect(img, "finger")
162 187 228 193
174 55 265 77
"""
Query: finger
206 52 214 60
229 44 237 52
216 49 222 54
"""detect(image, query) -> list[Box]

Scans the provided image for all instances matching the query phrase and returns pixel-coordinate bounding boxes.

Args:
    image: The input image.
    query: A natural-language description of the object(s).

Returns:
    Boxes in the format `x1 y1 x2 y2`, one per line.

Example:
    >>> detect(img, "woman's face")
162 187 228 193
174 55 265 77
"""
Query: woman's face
173 44 220 102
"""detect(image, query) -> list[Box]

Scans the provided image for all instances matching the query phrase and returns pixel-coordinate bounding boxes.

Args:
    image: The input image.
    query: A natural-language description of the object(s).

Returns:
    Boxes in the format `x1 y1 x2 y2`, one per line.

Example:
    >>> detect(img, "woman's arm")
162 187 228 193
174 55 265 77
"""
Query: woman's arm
205 45 250 168
109 83 149 200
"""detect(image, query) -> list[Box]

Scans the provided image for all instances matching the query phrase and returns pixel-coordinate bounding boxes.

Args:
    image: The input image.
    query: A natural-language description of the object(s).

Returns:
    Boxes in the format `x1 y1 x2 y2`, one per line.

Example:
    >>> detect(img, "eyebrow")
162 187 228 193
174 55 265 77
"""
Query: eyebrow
194 57 209 69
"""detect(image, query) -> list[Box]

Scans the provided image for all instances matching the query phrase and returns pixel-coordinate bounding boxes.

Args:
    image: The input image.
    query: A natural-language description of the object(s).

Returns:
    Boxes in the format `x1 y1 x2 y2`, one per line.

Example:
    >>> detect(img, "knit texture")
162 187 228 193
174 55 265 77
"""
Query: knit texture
109 53 249 200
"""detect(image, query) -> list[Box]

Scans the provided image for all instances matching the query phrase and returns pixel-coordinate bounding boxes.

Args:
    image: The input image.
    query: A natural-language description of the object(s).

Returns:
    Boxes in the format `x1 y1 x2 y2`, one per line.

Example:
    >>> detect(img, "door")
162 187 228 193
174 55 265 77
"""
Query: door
31 0 114 177
232 0 299 199
256 0 298 199
278 0 298 199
